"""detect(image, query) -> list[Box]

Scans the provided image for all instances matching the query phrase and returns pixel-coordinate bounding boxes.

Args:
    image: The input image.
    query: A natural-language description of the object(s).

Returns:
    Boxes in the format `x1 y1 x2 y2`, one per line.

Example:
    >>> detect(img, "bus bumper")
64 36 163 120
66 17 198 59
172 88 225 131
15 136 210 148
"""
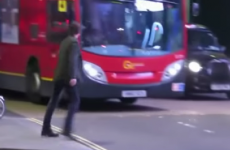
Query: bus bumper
79 69 186 99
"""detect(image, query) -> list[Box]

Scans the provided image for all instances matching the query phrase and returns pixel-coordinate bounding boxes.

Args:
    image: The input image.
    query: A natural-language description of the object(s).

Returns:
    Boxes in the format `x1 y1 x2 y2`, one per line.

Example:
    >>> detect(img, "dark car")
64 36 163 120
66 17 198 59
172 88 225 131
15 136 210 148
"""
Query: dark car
185 24 230 98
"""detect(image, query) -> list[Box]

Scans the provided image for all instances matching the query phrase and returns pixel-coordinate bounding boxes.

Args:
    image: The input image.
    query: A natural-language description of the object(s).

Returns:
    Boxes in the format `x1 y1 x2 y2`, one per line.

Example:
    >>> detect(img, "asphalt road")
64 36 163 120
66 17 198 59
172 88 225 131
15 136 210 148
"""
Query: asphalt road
4 91 230 150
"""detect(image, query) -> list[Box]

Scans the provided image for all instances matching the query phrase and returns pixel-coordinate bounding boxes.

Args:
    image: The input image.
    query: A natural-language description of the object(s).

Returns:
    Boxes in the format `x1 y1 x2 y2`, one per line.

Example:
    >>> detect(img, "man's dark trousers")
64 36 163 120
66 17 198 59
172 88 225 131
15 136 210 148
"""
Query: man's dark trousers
42 79 80 134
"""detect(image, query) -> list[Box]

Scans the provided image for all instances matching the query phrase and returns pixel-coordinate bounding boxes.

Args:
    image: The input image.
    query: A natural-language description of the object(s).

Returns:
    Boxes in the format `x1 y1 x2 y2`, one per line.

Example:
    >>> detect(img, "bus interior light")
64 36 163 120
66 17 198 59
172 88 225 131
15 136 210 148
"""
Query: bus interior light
137 31 141 34
83 61 108 83
162 60 184 81
135 0 164 12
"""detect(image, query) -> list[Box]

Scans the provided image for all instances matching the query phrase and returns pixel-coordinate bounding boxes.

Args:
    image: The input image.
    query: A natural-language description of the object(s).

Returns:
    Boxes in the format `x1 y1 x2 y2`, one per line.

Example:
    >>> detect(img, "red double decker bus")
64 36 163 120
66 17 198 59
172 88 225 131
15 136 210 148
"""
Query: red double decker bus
0 0 192 104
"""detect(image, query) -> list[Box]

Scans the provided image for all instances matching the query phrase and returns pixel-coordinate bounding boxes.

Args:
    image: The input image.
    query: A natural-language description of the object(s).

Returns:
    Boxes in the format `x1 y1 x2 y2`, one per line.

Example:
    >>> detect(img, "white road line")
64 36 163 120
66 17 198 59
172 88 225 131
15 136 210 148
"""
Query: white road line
177 122 197 128
177 122 183 125
177 121 216 134
183 123 196 128
203 129 215 133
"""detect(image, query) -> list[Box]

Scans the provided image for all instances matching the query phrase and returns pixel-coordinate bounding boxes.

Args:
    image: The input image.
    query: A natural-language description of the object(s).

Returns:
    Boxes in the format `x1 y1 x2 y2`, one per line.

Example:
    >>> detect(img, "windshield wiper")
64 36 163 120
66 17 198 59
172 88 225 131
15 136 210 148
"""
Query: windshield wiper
109 0 133 3
153 0 178 4
109 0 177 4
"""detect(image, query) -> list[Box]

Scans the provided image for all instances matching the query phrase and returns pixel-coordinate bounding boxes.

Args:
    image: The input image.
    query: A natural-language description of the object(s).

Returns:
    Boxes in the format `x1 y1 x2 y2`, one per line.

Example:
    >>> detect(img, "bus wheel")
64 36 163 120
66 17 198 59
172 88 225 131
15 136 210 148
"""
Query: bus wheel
82 98 107 103
120 98 137 104
226 92 230 100
25 64 42 104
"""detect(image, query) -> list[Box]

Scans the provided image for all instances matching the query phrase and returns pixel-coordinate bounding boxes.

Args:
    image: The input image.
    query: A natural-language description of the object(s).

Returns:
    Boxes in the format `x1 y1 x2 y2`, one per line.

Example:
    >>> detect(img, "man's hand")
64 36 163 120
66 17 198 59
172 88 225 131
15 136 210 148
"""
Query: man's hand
69 79 77 86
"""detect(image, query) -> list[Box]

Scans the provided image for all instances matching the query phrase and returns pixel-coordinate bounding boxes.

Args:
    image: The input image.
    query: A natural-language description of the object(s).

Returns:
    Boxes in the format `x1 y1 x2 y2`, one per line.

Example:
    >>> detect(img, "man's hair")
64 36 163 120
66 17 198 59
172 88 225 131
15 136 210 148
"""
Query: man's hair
68 21 80 36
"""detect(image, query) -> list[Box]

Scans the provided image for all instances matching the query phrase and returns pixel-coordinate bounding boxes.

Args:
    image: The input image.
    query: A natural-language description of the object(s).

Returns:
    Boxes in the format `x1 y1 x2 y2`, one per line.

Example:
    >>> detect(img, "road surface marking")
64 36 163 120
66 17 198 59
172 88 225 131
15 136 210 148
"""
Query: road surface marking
117 115 123 117
2 117 28 120
177 121 217 134
177 122 183 125
177 122 196 128
178 121 216 133
183 123 196 128
27 118 107 150
203 129 215 133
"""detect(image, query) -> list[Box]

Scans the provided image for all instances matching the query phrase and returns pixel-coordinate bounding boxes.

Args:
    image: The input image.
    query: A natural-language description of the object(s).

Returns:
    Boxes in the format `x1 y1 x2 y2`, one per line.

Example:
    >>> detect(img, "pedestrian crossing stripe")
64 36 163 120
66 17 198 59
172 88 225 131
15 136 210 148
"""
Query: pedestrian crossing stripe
58 0 67 12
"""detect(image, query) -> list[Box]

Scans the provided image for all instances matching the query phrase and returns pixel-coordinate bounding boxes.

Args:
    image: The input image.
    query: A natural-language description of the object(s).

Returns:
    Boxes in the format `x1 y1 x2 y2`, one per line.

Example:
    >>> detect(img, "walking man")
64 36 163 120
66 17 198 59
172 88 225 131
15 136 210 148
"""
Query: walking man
41 22 82 138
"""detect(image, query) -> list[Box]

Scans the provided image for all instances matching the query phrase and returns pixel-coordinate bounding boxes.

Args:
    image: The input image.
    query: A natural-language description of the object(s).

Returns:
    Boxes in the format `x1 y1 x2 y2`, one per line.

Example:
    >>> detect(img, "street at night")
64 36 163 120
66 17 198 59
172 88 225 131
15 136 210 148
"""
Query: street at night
1 0 230 150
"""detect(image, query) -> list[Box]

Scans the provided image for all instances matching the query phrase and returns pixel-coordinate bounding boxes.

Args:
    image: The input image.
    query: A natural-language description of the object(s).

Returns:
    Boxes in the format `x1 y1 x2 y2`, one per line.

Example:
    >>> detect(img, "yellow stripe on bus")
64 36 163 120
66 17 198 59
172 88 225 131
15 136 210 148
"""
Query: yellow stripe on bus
41 77 53 81
0 71 25 77
0 71 53 81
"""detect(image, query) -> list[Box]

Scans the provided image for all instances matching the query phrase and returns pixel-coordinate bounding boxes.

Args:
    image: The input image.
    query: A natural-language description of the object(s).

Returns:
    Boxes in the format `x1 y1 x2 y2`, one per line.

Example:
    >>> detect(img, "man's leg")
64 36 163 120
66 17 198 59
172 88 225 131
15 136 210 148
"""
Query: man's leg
63 84 81 136
42 80 64 137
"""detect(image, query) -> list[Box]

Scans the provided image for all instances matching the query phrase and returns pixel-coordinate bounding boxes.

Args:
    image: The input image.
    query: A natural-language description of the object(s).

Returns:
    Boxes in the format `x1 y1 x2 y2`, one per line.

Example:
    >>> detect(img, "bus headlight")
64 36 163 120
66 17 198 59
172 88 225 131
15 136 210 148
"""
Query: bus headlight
162 60 184 81
188 61 202 73
83 61 107 83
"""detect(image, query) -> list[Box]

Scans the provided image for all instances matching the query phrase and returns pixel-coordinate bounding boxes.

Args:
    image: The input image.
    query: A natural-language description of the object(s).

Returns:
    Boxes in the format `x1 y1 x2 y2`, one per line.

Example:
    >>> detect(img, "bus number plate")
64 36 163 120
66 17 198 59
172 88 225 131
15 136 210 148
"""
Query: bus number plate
122 90 147 98
211 84 230 91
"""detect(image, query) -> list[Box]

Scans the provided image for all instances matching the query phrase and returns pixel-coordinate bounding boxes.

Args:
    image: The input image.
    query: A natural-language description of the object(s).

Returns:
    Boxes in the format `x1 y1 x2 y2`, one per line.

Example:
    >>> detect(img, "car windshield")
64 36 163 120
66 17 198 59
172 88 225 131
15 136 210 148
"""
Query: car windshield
81 0 183 57
188 30 221 51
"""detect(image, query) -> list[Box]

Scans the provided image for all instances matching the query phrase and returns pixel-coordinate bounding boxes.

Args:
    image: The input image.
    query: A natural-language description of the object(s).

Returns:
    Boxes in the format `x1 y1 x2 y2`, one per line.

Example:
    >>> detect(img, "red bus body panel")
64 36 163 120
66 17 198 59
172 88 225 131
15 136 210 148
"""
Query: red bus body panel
82 50 186 84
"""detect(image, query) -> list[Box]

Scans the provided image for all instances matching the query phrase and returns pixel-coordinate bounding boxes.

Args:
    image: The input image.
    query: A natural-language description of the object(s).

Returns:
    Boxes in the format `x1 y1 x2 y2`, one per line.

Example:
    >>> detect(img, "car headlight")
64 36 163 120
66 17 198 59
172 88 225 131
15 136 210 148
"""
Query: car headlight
83 61 107 83
162 59 184 81
188 61 202 73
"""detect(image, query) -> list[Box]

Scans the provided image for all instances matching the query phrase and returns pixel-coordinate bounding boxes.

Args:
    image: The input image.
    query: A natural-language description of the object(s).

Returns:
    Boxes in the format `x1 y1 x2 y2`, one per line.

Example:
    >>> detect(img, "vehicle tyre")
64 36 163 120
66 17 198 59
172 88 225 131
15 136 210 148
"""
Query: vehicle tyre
120 98 137 104
25 63 43 104
226 92 230 100
82 98 107 102
182 80 192 100
0 98 5 119
178 88 191 100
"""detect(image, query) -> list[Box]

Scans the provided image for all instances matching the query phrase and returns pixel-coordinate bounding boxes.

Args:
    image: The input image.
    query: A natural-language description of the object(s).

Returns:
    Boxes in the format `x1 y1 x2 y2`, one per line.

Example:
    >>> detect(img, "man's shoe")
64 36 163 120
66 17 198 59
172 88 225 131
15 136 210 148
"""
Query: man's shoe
62 131 75 140
41 130 59 137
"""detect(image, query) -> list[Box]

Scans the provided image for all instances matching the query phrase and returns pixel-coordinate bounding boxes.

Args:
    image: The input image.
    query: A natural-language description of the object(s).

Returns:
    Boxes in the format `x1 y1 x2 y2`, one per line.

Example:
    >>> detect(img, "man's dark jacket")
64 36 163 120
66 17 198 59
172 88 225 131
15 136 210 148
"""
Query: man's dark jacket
54 36 83 82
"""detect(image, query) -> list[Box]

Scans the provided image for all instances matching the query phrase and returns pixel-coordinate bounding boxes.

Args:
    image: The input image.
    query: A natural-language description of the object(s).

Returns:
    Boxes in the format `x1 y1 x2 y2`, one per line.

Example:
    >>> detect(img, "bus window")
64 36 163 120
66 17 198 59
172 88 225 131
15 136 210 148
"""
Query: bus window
1 0 19 44
46 0 75 43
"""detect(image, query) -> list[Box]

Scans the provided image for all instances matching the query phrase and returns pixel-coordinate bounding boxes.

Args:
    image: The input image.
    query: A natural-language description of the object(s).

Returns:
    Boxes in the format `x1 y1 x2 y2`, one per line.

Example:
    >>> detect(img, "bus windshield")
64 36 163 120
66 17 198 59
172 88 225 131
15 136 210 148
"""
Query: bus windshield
81 0 183 57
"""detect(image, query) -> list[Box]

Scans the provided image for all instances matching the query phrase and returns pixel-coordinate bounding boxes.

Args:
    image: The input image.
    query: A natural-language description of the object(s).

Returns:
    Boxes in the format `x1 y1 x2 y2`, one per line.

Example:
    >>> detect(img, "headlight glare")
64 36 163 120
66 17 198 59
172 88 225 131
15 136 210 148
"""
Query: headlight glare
188 61 202 72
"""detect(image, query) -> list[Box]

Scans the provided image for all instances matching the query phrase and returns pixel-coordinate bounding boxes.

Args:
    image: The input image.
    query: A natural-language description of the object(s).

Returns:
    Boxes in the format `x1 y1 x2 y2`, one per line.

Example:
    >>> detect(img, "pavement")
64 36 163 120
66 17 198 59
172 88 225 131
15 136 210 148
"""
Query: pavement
4 92 230 150
47 113 230 150
0 113 92 150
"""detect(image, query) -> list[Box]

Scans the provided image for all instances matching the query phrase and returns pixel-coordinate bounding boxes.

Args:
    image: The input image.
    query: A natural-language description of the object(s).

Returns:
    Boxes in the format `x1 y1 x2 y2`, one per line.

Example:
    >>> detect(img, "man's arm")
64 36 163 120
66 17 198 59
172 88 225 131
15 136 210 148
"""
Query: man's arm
69 42 82 80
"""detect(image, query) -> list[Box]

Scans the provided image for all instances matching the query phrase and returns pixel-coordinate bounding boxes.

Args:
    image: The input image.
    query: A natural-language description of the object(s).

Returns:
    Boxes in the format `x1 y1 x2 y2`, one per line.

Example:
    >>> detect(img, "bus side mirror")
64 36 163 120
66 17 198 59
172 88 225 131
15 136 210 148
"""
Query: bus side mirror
192 2 200 17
